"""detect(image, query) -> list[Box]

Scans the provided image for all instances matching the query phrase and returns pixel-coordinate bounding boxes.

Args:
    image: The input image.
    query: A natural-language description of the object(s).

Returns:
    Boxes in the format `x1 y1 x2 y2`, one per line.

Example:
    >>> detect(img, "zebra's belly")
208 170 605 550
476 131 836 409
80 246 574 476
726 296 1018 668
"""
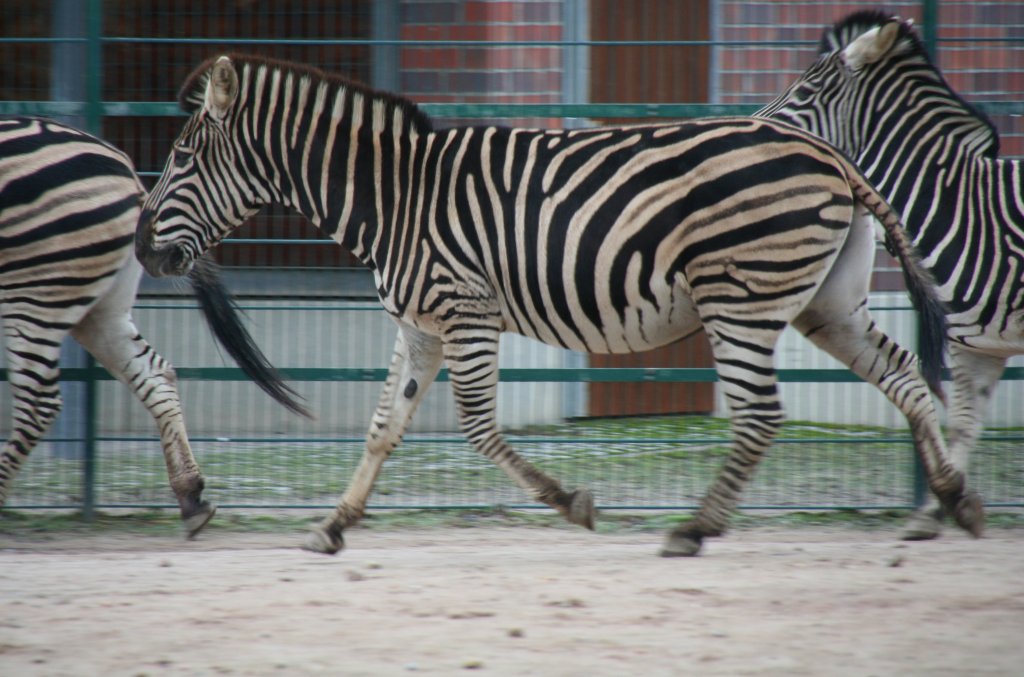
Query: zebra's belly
947 308 1024 358
948 323 1024 358
503 285 704 355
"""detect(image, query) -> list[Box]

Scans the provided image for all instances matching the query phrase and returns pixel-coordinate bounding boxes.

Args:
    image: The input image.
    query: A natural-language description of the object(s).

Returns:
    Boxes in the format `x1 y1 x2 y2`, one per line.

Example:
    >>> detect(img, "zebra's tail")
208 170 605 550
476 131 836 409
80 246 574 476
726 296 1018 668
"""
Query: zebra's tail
849 174 948 405
188 258 313 419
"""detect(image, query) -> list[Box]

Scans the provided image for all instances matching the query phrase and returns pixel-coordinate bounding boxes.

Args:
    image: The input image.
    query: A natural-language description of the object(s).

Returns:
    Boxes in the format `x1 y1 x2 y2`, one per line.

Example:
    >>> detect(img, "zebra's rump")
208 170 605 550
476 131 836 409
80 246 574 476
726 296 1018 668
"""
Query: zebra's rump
0 117 143 308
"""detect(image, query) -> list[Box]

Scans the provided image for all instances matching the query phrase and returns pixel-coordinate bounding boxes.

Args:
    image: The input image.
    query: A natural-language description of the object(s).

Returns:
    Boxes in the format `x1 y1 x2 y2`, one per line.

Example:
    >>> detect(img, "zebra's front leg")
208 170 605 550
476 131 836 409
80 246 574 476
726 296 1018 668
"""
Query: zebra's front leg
442 330 595 530
72 308 214 538
903 348 1005 541
661 333 785 557
304 325 445 554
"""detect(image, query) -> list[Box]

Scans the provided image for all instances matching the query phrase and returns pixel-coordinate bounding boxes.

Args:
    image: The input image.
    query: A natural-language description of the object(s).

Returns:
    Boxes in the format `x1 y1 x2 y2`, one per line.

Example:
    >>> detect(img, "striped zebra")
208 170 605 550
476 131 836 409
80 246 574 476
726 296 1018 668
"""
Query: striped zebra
0 116 304 535
135 54 983 556
755 10 1024 540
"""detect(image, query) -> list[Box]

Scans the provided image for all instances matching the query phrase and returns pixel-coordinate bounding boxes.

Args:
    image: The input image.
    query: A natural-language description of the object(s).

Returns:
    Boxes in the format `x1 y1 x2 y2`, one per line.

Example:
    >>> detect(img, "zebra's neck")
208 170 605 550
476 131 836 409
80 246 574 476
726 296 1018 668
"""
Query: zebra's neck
235 60 432 270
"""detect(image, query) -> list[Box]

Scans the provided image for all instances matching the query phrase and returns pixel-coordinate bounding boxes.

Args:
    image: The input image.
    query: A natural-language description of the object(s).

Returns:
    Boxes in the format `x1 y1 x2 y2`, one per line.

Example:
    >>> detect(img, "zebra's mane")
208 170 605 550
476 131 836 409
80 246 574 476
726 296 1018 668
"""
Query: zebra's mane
178 53 434 134
820 10 999 158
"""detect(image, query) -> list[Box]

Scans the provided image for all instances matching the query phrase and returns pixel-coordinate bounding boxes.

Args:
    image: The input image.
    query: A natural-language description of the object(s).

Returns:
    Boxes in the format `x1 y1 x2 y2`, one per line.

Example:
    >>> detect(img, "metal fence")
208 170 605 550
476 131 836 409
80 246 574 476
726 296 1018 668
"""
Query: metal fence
2 0 1022 515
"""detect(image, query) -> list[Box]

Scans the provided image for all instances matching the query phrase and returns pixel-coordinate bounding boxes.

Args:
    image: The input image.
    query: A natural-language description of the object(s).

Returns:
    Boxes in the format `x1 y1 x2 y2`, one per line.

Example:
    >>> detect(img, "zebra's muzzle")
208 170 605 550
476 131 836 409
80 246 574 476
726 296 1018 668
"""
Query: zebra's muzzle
135 208 194 278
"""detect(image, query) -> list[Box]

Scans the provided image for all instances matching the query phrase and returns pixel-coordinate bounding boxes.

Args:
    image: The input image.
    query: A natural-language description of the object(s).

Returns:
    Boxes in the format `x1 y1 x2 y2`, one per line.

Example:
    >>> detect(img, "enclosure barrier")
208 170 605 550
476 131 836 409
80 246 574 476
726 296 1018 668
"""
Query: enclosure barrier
1 0 1022 516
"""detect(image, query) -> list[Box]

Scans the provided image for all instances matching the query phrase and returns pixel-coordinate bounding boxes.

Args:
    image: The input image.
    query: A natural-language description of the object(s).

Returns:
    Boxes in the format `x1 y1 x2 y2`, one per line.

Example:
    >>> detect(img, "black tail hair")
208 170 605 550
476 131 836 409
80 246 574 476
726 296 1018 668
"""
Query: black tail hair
882 229 949 403
188 258 313 418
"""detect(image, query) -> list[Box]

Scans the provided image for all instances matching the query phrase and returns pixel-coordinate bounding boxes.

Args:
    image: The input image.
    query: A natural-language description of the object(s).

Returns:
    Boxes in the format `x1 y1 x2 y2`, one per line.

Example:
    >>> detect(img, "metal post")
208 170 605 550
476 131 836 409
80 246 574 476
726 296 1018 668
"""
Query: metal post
82 0 103 520
371 0 399 92
84 0 103 136
50 0 103 517
49 0 89 467
82 355 97 521
912 0 940 508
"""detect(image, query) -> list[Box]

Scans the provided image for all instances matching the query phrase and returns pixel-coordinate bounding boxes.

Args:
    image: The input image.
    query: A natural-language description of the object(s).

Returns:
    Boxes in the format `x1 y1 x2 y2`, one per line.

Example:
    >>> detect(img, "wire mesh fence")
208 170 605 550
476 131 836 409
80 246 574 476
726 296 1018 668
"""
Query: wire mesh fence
1 0 1022 514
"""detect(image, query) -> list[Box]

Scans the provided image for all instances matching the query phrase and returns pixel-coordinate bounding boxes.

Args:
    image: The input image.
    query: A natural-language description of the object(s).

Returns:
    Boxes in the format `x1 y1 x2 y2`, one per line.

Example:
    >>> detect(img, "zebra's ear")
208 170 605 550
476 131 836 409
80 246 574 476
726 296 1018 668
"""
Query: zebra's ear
205 56 239 120
842 20 900 70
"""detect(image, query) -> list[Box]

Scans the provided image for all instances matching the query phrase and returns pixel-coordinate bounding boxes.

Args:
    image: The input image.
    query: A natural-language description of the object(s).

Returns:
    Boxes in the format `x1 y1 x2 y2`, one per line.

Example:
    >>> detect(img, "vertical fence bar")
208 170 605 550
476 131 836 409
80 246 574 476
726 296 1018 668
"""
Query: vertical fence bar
84 0 103 135
912 0 940 509
81 356 98 520
81 0 104 520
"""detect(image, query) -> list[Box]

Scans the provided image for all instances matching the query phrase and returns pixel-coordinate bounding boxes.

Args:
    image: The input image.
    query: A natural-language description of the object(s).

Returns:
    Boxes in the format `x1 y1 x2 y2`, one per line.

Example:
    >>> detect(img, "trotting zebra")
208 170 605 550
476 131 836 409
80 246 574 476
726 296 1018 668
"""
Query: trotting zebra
755 10 1024 539
135 54 983 556
0 116 304 535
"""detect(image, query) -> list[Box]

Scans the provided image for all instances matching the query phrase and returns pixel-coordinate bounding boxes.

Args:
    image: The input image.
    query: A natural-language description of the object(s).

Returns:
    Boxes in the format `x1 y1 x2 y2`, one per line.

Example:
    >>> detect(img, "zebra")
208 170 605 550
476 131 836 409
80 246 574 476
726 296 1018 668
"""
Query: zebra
0 115 305 536
134 54 983 557
755 10 1024 540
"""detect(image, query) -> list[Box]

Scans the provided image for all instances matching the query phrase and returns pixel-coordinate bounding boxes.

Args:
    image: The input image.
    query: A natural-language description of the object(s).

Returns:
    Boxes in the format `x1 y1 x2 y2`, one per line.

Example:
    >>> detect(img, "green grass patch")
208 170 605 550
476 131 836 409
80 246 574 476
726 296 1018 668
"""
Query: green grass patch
7 415 1023 512
4 506 1022 539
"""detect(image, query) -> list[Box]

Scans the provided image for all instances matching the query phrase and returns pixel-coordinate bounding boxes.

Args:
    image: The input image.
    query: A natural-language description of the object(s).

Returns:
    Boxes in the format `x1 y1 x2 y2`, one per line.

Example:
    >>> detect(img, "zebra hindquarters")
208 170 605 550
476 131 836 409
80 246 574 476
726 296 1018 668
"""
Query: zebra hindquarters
661 181 855 556
70 259 214 537
902 346 1006 540
660 317 787 557
791 208 984 539
0 311 68 508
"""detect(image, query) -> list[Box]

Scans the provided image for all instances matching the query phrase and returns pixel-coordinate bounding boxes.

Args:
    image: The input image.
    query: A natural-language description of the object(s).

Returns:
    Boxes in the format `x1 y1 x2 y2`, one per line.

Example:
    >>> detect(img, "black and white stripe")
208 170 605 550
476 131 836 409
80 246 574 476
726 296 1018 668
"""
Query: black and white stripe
137 55 983 556
756 10 1022 539
0 116 218 533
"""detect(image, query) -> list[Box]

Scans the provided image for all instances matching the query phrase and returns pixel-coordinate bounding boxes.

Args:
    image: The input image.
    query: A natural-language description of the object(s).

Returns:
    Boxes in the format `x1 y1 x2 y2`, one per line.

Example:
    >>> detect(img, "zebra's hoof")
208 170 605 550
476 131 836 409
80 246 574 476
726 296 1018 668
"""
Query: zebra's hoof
659 529 703 557
567 488 596 531
950 490 985 539
900 508 943 541
183 502 217 540
302 525 345 555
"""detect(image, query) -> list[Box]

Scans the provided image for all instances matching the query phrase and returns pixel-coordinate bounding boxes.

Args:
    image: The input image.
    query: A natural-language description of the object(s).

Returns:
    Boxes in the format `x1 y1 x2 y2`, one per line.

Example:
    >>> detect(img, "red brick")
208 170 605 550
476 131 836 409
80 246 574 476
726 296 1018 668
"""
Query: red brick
466 1 516 24
512 23 561 42
448 24 494 42
400 46 461 70
400 24 450 43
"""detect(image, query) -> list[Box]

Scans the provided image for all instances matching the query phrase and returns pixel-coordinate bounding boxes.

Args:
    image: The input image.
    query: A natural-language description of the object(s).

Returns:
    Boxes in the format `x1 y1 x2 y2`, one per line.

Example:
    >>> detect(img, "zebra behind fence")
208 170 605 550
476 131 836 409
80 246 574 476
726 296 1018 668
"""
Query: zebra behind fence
135 54 983 557
756 10 1024 540
0 116 305 535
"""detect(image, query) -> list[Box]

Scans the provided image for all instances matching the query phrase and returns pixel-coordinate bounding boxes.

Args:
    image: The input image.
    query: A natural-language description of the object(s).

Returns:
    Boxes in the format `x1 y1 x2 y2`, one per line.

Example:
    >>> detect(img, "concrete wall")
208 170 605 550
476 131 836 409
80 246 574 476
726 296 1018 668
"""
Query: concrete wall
5 293 1021 442
38 299 583 438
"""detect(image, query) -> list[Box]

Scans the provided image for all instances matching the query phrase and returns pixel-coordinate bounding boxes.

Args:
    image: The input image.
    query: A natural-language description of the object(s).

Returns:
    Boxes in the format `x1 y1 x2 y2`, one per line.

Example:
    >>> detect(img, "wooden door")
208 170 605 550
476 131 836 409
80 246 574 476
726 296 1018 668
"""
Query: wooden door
587 0 715 416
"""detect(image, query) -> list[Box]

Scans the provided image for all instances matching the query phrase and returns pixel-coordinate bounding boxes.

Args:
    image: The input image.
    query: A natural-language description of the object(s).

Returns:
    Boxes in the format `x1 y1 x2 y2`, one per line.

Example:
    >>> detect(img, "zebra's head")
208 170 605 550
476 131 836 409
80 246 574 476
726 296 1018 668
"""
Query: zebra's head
756 12 915 154
136 55 260 277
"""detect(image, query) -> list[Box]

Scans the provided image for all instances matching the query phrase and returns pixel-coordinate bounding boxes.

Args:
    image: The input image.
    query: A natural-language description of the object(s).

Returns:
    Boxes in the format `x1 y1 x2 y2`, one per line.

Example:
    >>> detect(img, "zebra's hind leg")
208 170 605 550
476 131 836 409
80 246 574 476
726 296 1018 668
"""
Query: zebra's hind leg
902 348 1005 541
443 330 596 531
304 325 445 554
0 325 65 508
661 326 785 557
72 274 213 538
793 307 983 539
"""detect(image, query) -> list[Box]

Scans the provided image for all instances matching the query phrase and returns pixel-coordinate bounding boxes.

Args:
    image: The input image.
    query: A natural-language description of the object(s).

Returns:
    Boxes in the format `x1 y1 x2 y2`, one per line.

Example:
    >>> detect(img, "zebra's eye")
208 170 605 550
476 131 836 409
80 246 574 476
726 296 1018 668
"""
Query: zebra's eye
172 146 193 169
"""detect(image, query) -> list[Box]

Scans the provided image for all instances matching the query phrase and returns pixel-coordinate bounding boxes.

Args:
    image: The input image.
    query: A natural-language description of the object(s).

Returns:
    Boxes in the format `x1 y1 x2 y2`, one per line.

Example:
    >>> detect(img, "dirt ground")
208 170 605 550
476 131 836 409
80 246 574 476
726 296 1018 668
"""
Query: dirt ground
1 521 1022 677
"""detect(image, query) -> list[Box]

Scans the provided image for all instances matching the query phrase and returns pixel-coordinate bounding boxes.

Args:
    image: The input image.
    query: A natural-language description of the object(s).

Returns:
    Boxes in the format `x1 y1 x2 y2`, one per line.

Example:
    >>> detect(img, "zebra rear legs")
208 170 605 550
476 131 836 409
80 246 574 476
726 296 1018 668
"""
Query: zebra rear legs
70 269 215 537
902 347 1005 541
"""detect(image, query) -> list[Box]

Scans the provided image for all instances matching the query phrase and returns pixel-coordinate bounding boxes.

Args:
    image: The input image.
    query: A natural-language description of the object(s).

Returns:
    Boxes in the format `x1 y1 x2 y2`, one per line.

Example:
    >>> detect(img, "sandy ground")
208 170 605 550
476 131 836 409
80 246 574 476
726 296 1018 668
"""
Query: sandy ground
1 522 1022 677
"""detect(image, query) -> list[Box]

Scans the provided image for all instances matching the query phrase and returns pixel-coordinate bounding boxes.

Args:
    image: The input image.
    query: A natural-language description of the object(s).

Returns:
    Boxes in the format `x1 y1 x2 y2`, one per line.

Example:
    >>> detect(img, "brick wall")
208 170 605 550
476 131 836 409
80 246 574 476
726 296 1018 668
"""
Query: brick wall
398 0 563 126
716 1 922 106
716 1 1023 157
